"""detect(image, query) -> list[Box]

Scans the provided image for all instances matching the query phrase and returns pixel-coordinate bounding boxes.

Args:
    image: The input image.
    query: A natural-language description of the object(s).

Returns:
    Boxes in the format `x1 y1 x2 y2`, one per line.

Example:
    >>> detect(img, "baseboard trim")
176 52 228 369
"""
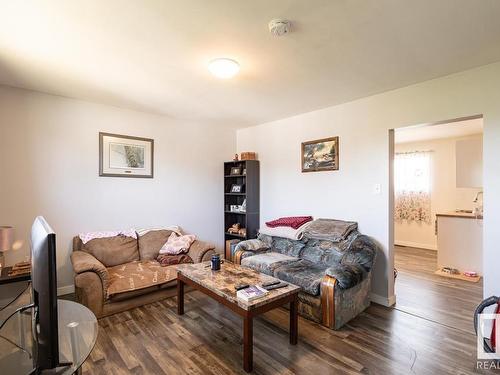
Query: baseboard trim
395 240 437 251
370 293 396 307
57 284 75 296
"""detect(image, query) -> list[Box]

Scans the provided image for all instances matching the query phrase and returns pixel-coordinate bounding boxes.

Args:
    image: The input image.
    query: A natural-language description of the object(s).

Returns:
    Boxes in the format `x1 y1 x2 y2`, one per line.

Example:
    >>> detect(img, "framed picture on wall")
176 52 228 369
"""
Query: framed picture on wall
301 136 339 172
230 167 242 175
99 132 154 178
230 184 243 193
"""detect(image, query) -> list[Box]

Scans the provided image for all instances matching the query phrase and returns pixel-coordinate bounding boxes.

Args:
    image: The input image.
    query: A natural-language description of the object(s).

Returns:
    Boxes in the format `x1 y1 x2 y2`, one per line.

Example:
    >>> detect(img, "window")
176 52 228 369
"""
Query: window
394 151 432 223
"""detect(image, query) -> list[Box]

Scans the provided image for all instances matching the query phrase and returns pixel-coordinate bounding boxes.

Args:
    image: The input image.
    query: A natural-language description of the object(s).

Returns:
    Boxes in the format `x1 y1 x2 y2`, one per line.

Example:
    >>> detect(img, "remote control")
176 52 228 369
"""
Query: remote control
261 280 281 288
235 284 249 291
263 282 288 290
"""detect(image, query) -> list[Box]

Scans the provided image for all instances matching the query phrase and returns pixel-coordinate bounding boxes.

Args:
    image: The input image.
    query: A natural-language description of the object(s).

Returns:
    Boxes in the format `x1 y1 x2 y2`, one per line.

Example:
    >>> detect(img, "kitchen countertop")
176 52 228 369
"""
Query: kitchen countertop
436 211 483 219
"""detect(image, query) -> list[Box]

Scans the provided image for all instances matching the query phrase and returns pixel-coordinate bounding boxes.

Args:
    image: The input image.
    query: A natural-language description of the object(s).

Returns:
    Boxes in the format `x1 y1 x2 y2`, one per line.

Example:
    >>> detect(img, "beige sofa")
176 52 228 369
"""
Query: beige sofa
70 228 215 318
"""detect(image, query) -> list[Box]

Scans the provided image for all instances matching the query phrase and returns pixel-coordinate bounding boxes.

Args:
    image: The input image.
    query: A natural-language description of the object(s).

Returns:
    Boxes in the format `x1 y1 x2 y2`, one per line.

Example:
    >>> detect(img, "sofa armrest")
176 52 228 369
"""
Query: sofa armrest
325 264 366 289
74 272 104 317
231 239 270 264
234 239 270 253
188 240 215 263
71 250 109 291
233 249 264 265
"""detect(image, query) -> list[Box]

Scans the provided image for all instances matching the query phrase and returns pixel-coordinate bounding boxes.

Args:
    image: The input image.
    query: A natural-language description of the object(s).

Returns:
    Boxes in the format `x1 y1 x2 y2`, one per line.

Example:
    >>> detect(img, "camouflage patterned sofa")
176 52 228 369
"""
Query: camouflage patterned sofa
232 224 378 330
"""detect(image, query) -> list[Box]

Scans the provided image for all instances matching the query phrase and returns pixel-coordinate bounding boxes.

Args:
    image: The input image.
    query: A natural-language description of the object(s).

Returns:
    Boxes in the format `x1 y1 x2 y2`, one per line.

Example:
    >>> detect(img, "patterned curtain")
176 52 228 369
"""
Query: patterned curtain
394 151 432 224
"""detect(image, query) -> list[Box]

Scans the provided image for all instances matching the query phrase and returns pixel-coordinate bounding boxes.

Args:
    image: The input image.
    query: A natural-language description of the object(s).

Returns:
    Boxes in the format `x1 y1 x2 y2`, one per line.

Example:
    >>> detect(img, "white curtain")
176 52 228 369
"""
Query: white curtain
394 151 432 223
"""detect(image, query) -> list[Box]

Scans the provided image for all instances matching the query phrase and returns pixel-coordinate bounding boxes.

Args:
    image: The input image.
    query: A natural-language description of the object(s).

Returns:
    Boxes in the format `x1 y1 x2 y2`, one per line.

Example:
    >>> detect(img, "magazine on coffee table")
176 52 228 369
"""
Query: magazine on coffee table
237 285 269 302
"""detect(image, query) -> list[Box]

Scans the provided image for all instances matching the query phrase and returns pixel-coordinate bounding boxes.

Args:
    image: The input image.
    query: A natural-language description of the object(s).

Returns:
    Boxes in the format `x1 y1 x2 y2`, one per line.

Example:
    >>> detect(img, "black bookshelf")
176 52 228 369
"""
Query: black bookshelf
224 160 259 259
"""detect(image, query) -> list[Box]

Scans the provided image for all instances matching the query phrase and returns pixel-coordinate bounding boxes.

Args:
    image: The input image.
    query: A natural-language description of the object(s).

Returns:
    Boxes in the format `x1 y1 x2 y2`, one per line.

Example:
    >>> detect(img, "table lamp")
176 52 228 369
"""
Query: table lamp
0 226 14 269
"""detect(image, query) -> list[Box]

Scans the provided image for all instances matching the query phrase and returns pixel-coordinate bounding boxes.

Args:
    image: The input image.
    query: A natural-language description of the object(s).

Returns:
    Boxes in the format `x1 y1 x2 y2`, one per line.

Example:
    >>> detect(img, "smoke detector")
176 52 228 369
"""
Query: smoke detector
269 19 291 37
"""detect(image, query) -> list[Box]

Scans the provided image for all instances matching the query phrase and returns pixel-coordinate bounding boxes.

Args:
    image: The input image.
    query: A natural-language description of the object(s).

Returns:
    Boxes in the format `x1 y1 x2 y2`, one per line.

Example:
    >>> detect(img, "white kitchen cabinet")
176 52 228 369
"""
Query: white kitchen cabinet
436 212 483 275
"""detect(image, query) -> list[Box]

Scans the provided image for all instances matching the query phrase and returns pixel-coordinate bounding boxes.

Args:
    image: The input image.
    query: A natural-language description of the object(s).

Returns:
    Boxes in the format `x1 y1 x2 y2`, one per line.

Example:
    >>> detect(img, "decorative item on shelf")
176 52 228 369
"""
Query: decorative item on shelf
8 260 31 276
99 132 154 178
233 153 239 161
240 152 257 160
230 199 246 213
238 228 247 237
242 168 247 175
230 184 243 193
301 136 339 172
227 223 241 234
230 166 241 175
0 226 14 269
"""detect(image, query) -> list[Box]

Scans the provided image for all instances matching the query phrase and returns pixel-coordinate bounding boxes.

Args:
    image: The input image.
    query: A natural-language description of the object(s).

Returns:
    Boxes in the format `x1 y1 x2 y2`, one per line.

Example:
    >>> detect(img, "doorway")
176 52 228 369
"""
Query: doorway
389 115 484 334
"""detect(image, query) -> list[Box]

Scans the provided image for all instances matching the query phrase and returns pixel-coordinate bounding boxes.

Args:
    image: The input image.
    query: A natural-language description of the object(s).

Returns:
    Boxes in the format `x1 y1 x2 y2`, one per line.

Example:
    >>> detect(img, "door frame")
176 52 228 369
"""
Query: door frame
388 114 484 304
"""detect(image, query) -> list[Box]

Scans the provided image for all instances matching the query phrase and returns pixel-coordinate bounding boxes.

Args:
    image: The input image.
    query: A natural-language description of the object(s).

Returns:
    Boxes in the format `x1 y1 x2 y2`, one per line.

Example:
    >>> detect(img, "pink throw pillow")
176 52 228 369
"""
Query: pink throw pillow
159 232 196 255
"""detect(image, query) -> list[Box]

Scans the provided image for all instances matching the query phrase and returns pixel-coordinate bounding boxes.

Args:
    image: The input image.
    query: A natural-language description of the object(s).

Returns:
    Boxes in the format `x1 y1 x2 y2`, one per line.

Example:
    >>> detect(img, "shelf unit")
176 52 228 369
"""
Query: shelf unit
224 160 259 255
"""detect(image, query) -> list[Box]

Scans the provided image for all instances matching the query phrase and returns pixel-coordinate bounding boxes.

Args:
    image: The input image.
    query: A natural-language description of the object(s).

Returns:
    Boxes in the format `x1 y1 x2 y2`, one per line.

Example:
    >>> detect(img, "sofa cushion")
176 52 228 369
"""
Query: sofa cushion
82 235 139 267
341 235 377 271
272 237 306 257
138 229 175 260
241 252 299 276
274 259 329 296
299 239 344 266
106 260 177 298
159 233 196 255
107 280 176 302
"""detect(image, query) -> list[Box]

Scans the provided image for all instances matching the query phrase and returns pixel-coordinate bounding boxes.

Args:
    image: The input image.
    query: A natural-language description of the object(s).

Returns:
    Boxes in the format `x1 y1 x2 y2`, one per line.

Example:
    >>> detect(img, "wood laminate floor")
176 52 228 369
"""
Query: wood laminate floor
82 288 493 374
394 245 483 335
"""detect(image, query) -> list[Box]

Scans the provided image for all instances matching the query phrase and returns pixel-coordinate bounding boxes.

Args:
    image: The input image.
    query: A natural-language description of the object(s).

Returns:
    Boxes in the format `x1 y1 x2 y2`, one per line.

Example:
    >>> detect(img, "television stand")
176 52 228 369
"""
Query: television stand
0 288 97 375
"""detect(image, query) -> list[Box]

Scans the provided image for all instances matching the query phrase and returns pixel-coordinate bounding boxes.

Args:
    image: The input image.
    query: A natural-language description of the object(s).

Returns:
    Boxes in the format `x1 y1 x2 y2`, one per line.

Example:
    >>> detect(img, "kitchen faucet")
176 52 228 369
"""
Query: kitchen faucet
473 191 483 203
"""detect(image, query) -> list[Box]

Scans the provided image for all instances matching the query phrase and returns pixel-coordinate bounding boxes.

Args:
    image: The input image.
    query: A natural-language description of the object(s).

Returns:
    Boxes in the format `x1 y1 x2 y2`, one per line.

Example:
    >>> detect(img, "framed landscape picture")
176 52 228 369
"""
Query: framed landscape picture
301 136 339 172
99 132 154 178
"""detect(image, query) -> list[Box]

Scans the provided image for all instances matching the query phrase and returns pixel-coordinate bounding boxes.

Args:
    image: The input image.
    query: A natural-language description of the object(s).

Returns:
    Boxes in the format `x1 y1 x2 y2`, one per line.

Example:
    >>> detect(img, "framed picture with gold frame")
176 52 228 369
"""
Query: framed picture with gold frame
301 136 339 172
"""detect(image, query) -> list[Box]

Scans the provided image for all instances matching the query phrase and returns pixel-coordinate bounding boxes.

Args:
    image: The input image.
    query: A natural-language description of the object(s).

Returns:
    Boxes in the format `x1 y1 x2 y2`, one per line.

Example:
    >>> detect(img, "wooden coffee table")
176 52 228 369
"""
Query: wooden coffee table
176 262 301 372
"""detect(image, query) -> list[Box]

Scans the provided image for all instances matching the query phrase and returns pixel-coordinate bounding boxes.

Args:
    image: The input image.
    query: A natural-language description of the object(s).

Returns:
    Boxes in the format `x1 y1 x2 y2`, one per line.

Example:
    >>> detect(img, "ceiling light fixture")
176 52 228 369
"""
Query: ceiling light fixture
208 58 240 79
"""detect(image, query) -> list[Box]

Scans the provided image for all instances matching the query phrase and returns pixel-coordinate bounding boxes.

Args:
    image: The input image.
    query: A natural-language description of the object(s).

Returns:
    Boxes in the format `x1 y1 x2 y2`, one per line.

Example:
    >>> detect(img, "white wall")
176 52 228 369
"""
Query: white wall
237 62 500 305
0 86 235 293
394 135 482 250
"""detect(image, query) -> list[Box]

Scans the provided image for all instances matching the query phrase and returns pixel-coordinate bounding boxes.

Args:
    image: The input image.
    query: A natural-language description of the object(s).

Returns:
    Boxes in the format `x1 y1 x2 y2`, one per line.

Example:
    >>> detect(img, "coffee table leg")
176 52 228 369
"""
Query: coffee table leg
290 295 298 345
177 278 184 315
243 315 253 372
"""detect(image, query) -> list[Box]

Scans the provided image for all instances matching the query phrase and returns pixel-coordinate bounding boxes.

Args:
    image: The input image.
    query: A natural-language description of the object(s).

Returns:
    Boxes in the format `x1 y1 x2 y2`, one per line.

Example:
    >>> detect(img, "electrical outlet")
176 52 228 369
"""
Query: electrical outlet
373 184 381 195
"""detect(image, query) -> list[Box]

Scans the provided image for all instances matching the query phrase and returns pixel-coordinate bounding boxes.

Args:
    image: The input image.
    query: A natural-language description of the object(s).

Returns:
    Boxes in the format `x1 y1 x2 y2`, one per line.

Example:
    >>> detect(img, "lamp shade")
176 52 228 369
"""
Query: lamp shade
0 226 14 252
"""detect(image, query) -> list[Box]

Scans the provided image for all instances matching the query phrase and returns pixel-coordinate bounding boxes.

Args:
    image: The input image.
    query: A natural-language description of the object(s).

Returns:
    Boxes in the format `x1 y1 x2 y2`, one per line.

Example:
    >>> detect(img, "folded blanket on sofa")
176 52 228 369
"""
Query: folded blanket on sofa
79 229 137 244
157 253 193 266
265 216 313 229
259 221 311 240
304 219 357 241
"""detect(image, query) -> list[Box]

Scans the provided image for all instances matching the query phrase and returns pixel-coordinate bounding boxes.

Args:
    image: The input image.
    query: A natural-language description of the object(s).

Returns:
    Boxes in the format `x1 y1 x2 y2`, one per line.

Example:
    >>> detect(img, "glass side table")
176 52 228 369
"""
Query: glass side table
0 288 98 374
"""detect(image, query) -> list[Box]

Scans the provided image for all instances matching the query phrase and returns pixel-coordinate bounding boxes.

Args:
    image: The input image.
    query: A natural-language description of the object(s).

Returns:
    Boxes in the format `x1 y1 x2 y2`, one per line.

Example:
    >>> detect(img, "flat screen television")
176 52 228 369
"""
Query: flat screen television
30 216 60 371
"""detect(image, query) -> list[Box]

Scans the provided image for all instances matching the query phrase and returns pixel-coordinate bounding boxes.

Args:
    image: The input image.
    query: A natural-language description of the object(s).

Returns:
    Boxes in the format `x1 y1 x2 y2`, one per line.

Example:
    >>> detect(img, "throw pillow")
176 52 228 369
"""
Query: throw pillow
159 233 196 255
157 254 193 266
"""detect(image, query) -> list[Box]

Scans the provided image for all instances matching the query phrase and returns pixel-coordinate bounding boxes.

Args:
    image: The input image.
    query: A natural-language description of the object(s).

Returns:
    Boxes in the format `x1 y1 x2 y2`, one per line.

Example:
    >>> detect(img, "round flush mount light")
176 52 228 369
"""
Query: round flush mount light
208 58 240 79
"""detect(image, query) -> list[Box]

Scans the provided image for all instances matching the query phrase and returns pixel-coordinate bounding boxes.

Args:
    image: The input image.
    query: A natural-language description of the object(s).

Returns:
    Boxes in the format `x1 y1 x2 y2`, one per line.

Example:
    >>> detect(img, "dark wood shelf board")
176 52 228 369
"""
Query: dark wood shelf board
224 175 246 178
224 232 247 239
225 211 247 215
225 193 246 196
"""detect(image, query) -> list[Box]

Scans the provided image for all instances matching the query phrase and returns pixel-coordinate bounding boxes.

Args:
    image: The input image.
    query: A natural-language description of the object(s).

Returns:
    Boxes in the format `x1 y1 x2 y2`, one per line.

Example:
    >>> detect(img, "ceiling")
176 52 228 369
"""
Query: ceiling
1 1 500 128
395 118 483 144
